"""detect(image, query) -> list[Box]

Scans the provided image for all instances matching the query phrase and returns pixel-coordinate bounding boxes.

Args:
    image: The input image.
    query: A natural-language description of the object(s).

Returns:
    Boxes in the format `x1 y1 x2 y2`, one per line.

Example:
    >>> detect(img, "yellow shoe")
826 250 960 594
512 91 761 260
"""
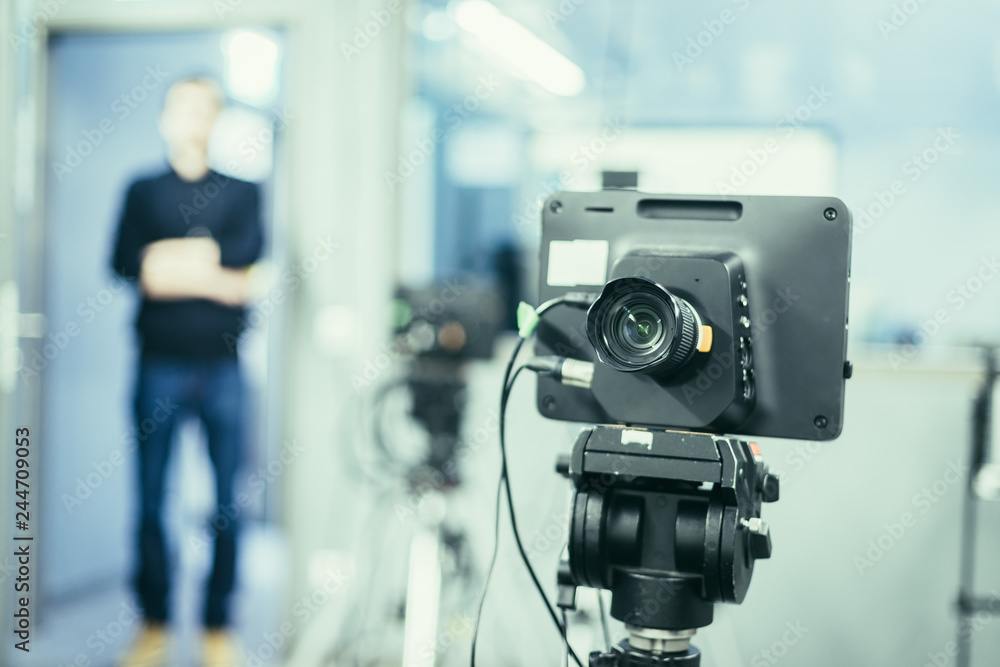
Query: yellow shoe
117 624 170 667
202 629 243 667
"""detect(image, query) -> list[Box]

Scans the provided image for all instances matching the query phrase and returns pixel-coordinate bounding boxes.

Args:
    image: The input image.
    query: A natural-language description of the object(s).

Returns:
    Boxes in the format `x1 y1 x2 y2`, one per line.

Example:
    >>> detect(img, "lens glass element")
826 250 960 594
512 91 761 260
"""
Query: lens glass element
616 303 665 354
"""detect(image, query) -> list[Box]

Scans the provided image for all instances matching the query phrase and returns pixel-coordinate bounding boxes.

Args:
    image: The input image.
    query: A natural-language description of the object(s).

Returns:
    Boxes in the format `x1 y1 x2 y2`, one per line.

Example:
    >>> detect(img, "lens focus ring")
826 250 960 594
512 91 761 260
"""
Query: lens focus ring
656 297 698 374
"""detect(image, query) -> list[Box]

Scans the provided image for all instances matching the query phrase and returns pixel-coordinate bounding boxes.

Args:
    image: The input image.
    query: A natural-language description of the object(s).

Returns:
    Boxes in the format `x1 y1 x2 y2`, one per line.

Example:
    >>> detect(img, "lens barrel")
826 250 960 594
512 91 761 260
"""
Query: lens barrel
587 277 702 376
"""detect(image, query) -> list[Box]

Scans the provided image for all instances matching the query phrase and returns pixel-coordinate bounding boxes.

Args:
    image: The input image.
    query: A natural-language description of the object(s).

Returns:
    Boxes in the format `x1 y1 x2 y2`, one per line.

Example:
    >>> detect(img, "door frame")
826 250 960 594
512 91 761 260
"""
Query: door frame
36 4 303 617
3 0 407 654
11 0 315 622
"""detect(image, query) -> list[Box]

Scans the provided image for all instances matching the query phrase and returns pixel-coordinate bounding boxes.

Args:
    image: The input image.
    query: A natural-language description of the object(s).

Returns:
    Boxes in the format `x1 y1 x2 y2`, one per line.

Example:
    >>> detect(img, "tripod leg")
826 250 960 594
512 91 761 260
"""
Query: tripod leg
402 523 443 667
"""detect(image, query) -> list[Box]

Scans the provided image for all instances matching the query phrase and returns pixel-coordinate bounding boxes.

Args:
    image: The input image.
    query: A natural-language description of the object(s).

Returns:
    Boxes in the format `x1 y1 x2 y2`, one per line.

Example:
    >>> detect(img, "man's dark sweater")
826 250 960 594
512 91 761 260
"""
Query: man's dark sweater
111 168 264 359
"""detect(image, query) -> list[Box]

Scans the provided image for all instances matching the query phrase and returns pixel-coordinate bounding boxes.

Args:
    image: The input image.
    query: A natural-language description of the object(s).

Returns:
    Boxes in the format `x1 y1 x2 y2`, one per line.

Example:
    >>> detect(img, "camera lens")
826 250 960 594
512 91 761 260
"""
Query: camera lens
587 277 703 376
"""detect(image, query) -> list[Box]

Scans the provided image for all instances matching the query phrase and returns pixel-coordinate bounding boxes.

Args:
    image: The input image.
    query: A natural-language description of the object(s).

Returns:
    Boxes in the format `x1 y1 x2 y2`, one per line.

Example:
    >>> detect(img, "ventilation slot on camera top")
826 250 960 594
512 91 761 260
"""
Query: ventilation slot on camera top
636 199 743 221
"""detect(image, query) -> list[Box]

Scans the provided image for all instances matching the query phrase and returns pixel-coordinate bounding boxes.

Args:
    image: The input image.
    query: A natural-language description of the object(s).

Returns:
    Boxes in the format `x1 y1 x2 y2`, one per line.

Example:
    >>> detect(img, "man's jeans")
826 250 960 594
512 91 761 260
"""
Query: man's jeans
133 355 244 628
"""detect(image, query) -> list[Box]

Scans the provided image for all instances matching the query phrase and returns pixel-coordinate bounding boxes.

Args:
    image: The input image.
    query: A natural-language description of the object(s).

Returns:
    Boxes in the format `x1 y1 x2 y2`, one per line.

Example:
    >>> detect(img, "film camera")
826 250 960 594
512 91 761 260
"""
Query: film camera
531 191 852 666
394 279 504 362
392 280 504 484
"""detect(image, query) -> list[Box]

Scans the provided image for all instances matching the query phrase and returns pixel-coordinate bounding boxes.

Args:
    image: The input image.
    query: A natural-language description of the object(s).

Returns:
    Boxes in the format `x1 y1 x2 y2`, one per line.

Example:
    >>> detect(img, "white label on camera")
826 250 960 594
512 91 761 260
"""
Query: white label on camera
546 239 609 286
621 430 653 450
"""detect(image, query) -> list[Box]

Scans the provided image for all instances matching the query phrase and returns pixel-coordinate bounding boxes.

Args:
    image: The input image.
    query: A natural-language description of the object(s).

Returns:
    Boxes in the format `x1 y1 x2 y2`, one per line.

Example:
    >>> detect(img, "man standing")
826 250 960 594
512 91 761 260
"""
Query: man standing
111 77 263 667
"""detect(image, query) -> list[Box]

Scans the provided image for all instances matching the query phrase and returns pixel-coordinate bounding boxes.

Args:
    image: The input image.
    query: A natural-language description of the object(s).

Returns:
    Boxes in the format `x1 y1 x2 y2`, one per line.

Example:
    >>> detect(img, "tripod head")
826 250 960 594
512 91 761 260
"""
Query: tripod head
555 426 779 666
406 356 467 486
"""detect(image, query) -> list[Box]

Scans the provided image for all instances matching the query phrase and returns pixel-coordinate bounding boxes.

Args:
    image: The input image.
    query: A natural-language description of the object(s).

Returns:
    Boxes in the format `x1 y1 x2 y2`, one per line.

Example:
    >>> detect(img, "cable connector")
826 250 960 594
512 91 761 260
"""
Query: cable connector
517 301 541 339
559 359 594 389
525 356 594 390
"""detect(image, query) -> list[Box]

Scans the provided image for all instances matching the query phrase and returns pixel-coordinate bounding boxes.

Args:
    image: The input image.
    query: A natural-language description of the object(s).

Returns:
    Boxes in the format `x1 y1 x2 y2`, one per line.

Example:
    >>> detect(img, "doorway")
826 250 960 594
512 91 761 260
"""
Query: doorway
21 26 288 666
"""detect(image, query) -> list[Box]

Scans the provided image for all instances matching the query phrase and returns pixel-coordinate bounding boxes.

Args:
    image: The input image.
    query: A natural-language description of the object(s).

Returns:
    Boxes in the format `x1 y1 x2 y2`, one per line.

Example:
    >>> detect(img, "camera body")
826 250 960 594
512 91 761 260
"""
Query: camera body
587 252 754 433
535 191 852 441
393 280 504 361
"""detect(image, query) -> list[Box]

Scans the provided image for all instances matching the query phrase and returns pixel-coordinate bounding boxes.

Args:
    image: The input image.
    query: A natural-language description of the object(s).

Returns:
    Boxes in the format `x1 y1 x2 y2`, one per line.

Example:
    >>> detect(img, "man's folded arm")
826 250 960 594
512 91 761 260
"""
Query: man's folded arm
140 238 250 307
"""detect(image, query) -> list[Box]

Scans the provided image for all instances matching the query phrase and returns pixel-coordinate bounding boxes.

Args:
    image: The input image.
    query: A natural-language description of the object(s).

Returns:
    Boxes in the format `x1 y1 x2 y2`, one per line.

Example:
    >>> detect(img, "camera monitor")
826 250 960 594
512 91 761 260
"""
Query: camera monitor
535 191 852 441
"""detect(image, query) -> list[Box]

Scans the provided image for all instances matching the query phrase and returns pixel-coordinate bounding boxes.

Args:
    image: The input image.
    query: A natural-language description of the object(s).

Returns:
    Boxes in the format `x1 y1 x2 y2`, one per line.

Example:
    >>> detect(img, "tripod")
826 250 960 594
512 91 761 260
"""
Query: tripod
555 426 780 666
399 356 472 667
407 356 467 487
955 348 999 667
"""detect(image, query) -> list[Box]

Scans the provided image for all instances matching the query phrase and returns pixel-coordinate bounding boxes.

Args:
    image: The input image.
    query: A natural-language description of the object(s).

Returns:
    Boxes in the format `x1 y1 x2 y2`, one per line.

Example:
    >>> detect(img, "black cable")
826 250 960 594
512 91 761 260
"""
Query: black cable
470 361 530 667
469 405 513 667
497 374 583 666
597 590 611 652
498 300 584 664
471 297 590 667
562 609 570 667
